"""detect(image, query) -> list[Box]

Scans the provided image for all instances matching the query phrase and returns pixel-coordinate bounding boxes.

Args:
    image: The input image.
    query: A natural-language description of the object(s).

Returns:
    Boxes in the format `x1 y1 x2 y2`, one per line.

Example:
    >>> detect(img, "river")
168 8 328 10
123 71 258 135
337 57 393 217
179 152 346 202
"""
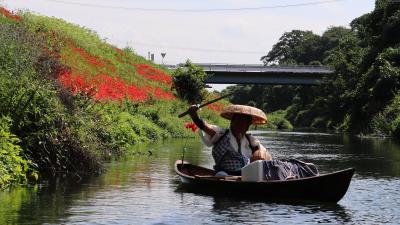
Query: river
1 131 399 224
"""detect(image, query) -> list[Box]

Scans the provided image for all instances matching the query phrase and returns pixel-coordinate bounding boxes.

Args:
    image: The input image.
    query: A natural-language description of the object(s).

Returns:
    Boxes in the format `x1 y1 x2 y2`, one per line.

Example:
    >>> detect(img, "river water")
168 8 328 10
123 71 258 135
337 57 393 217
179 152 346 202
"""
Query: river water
1 131 399 224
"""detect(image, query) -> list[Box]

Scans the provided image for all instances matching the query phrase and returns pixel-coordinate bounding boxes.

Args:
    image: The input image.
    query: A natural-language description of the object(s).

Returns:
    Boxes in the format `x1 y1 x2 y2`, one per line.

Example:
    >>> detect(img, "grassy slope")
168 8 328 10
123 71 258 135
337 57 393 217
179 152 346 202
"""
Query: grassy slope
0 8 228 188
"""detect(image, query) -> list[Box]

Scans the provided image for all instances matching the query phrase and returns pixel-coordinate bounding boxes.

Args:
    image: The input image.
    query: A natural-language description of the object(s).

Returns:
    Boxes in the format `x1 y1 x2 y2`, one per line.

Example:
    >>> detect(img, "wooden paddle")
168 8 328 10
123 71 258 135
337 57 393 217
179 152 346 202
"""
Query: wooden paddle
178 93 233 118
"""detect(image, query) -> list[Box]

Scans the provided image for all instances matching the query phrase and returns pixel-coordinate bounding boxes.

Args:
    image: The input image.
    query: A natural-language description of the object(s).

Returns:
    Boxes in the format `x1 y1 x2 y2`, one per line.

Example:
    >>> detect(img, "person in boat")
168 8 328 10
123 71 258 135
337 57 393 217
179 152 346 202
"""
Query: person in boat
188 104 271 176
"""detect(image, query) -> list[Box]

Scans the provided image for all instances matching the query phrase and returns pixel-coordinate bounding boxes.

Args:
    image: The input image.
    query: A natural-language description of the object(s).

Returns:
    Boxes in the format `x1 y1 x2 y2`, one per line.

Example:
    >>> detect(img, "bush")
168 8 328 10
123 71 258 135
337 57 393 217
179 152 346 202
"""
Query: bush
0 117 35 188
311 117 329 129
0 15 103 178
264 110 293 130
371 93 400 137
172 60 209 104
393 117 400 139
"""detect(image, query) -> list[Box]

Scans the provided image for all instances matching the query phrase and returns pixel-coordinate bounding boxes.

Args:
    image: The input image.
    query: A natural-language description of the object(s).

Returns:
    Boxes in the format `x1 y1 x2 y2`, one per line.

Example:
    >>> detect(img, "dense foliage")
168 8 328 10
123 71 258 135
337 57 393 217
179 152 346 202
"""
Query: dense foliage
172 60 209 104
0 117 34 187
226 0 400 137
0 8 226 188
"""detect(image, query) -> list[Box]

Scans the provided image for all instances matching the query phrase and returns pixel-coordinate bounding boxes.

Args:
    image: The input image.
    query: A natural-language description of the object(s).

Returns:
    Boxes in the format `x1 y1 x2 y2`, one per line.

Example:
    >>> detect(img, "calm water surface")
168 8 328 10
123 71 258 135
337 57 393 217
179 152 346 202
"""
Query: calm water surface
1 131 399 224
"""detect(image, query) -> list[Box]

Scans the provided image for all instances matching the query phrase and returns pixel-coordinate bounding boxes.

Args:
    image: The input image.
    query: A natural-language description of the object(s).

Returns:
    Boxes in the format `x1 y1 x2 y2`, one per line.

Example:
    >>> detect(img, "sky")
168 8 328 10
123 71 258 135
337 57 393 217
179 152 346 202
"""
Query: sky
1 0 376 90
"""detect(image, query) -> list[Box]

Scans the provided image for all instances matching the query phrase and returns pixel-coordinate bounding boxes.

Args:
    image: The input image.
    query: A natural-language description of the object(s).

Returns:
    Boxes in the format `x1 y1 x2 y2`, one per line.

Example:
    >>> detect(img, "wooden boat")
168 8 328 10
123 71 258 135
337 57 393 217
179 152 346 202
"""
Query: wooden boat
175 160 355 203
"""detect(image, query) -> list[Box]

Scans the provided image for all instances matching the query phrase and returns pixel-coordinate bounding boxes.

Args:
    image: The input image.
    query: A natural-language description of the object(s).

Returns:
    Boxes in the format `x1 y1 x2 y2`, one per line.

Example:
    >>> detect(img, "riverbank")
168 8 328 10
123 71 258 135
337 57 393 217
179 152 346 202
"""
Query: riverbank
0 8 229 188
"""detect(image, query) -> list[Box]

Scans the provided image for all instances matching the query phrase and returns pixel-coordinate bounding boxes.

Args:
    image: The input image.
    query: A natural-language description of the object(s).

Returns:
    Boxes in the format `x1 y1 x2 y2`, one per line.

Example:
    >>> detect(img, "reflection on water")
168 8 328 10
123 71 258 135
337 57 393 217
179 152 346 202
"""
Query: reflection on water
0 131 399 224
211 197 353 224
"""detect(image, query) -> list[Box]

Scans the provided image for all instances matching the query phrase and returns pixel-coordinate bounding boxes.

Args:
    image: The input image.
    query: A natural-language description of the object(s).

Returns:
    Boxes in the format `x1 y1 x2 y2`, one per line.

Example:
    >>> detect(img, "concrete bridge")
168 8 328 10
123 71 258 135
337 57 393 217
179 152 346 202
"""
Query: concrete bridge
166 63 335 85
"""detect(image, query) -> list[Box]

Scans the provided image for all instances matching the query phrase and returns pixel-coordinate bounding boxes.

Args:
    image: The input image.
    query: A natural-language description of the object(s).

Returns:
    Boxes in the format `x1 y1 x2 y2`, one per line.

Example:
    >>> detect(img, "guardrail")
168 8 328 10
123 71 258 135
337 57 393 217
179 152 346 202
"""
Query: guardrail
165 63 334 73
193 63 329 68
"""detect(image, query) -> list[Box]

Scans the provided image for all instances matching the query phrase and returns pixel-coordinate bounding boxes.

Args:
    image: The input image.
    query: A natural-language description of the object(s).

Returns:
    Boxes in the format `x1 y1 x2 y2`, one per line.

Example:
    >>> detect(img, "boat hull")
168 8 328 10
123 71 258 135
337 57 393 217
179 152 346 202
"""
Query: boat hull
175 160 354 203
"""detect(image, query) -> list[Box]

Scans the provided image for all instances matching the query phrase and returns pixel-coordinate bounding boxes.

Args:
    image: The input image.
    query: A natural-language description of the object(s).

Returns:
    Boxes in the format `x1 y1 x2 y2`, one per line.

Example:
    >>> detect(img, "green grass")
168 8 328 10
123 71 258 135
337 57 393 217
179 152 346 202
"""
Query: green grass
0 8 229 188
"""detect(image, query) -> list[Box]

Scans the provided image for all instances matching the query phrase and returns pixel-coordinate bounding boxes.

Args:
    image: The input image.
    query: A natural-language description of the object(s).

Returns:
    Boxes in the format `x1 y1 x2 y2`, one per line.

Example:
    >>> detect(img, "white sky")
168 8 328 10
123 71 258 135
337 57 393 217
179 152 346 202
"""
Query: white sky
1 0 375 90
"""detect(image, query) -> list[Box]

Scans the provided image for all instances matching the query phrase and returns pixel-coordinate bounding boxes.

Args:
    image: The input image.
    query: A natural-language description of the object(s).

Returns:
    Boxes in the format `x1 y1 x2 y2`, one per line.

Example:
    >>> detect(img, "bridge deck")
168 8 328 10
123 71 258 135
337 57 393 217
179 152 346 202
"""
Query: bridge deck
197 64 333 74
167 64 334 85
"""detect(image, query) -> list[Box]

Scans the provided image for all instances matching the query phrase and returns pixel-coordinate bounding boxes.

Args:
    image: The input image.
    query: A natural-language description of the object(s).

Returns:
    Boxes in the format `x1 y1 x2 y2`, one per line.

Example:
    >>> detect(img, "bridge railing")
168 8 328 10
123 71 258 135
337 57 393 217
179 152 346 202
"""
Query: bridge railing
164 63 334 74
196 64 334 73
193 63 328 68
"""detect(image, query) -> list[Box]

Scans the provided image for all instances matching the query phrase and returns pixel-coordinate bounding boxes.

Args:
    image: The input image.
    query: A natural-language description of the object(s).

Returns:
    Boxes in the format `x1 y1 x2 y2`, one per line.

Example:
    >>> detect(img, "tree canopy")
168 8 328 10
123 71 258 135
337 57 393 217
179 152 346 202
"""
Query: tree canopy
227 0 400 138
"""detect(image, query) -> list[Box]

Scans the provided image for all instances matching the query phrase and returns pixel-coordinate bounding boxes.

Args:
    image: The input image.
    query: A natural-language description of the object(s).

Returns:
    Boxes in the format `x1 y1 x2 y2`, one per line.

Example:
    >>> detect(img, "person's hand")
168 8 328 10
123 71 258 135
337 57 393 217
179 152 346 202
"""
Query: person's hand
251 150 272 162
188 104 200 118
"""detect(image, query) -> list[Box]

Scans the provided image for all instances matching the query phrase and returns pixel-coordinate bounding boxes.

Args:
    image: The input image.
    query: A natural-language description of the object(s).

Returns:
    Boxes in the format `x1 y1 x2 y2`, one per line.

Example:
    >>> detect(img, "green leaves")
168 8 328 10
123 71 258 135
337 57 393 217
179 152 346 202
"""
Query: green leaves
255 1 400 136
0 6 233 187
371 93 400 137
261 29 332 66
172 60 208 104
0 116 34 188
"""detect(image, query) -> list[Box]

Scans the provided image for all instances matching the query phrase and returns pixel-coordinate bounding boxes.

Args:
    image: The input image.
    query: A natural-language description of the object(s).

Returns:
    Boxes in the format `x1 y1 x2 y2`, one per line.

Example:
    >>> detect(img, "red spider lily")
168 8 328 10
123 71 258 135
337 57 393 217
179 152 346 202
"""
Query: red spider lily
127 85 149 102
206 103 224 112
63 44 118 77
70 46 117 73
0 7 21 21
57 71 151 102
185 122 198 133
92 74 126 101
71 47 106 67
135 64 172 85
91 74 148 102
58 44 176 103
58 71 96 97
152 87 175 100
114 47 125 56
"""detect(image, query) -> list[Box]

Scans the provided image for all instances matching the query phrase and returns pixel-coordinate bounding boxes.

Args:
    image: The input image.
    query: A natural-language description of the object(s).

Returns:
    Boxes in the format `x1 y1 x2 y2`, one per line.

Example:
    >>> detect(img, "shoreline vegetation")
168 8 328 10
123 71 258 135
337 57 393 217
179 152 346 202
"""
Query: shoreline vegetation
0 8 230 188
222 0 400 139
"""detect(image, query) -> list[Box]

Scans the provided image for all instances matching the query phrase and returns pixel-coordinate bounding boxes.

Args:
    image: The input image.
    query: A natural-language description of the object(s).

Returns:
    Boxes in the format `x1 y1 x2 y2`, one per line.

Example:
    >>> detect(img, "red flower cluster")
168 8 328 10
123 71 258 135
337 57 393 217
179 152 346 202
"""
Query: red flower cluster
71 47 105 67
57 71 175 102
207 103 224 112
114 47 125 56
135 64 172 85
152 87 175 100
58 43 176 103
58 71 96 97
185 122 198 132
92 74 132 101
70 46 117 73
126 84 149 102
0 7 21 21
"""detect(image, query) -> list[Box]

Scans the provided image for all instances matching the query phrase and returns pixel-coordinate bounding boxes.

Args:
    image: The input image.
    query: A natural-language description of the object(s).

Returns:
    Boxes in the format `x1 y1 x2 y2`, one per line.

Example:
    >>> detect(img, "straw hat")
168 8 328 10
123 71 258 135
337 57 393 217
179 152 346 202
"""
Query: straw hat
220 105 267 125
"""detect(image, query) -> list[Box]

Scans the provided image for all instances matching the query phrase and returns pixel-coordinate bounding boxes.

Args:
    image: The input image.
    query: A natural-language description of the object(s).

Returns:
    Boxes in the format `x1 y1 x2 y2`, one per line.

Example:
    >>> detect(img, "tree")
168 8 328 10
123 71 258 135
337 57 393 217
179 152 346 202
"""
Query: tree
261 30 323 65
221 84 298 113
321 26 352 63
233 0 400 136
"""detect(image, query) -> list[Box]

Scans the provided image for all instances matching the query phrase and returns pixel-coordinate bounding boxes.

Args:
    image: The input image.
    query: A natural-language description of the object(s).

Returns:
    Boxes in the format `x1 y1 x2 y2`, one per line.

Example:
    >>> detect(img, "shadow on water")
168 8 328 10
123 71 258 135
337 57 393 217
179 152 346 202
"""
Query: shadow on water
172 186 353 224
0 177 95 225
210 196 353 224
